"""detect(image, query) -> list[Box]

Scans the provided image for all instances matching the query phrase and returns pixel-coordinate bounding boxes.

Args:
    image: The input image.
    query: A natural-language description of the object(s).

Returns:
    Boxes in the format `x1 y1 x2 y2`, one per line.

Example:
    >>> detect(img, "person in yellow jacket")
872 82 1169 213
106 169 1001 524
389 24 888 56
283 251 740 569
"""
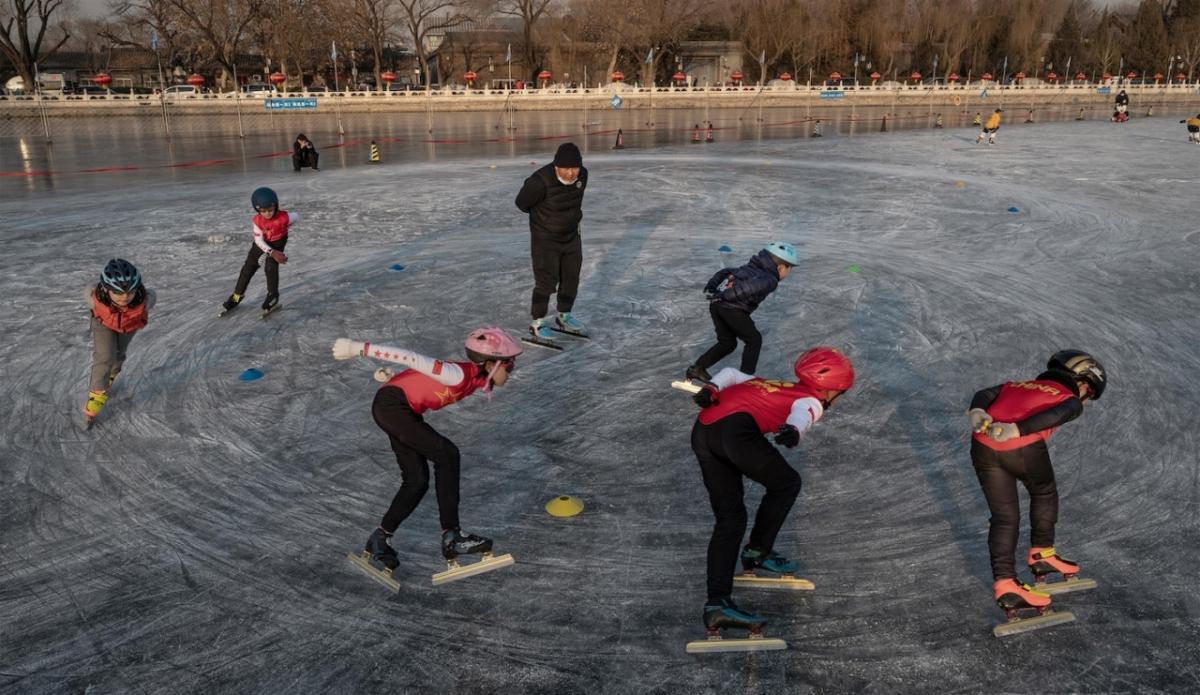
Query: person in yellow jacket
1181 114 1200 143
976 108 1002 145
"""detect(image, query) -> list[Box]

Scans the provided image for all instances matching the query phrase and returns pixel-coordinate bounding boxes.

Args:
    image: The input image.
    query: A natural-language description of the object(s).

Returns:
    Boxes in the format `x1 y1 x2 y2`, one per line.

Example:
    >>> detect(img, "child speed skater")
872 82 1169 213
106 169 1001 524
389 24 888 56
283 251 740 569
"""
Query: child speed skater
685 241 798 384
690 347 854 637
967 350 1107 616
332 327 523 583
84 259 156 427
220 187 295 316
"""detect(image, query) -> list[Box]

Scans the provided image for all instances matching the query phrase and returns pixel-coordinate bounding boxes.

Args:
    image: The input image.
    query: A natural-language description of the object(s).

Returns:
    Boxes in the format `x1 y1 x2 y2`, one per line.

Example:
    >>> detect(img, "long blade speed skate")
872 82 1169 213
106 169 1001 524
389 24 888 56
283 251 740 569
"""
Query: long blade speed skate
432 528 514 586
1027 547 1095 595
347 528 402 591
671 380 702 394
735 548 814 591
733 573 815 591
992 578 1074 638
1035 577 1097 596
993 610 1076 638
347 551 401 592
686 598 787 654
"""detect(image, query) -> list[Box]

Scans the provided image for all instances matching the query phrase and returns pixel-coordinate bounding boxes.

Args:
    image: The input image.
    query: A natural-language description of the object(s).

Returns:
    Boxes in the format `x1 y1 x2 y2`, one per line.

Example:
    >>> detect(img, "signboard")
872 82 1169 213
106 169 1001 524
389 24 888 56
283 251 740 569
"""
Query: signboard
265 98 318 111
1096 87 1111 95
819 90 845 99
610 94 623 109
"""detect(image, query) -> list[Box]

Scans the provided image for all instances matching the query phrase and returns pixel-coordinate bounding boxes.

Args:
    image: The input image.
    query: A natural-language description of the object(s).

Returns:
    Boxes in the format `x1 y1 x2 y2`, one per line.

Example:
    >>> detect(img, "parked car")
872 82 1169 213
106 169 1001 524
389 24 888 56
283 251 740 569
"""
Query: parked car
76 85 109 96
242 83 275 95
161 84 200 99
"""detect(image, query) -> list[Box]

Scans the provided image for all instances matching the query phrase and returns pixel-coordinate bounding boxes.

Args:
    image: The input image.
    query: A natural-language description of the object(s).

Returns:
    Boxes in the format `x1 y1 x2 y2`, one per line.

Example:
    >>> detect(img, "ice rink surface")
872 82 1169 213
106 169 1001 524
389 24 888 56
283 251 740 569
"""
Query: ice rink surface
2 119 1199 693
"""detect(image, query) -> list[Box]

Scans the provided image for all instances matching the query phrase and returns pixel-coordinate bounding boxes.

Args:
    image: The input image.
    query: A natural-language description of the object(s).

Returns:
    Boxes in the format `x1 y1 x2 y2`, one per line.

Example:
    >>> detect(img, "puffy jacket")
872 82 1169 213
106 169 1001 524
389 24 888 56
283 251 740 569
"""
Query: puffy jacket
985 112 1002 130
704 250 781 313
515 164 588 240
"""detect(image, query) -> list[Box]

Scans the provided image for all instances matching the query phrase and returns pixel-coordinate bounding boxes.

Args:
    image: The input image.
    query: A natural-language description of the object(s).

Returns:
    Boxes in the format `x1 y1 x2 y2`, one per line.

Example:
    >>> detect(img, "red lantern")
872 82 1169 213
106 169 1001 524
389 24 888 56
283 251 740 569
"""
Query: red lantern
1074 71 1086 81
93 73 113 88
672 71 686 83
464 70 478 84
947 72 960 83
381 71 396 84
910 71 922 81
730 70 744 83
1101 72 1112 80
186 73 205 87
611 70 624 82
1153 72 1163 82
1126 71 1137 79
778 72 792 81
869 71 881 83
1176 72 1187 82
981 72 993 80
1015 71 1025 80
269 72 286 85
1045 71 1057 82
538 70 552 83
829 71 842 81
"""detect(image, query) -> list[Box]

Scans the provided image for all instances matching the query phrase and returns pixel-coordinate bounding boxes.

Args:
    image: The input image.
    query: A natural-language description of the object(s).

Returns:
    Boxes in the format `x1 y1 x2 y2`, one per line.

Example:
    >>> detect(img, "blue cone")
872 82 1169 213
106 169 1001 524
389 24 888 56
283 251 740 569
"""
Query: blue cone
1007 206 1019 213
389 264 405 271
239 368 264 382
718 245 732 253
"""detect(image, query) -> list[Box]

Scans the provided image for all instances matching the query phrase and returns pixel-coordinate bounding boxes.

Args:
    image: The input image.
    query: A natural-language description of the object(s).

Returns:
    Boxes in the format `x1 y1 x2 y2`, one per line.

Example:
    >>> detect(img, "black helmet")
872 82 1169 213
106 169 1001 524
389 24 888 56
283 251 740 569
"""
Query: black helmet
1047 350 1106 400
101 258 141 294
250 186 278 211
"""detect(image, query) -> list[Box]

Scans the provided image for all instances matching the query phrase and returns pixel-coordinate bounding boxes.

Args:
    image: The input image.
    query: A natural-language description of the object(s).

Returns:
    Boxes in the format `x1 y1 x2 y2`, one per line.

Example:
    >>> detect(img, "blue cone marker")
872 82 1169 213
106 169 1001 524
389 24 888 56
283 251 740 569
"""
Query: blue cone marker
389 264 405 271
718 245 732 253
239 368 264 382
1007 207 1019 213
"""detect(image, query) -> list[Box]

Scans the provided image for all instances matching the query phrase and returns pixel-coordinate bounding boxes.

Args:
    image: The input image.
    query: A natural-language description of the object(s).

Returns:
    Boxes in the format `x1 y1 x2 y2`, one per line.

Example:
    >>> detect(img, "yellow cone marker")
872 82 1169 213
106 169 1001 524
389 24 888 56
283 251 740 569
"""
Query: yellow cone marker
955 181 966 188
545 495 584 517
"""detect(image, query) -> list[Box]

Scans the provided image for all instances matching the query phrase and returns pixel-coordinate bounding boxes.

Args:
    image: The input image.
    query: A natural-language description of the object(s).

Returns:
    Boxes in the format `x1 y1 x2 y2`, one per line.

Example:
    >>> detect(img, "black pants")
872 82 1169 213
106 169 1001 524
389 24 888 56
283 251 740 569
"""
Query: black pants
233 236 287 297
371 387 462 532
692 413 803 601
530 232 582 319
970 439 1058 580
694 303 762 374
293 150 318 170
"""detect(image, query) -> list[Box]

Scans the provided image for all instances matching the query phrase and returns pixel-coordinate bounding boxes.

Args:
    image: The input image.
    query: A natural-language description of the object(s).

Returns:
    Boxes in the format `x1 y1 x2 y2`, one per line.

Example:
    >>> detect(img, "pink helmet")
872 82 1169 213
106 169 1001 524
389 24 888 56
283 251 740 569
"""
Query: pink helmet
465 327 523 364
794 347 855 391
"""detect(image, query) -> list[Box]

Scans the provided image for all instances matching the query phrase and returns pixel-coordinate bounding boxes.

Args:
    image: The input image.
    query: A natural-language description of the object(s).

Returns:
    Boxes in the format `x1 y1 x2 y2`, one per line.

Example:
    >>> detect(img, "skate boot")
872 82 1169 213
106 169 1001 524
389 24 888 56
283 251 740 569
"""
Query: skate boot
1026 546 1095 595
735 546 815 591
685 597 785 653
261 293 280 315
685 364 712 383
219 292 242 316
530 318 556 342
83 390 108 428
991 578 1075 637
346 527 402 591
432 528 514 585
554 311 588 337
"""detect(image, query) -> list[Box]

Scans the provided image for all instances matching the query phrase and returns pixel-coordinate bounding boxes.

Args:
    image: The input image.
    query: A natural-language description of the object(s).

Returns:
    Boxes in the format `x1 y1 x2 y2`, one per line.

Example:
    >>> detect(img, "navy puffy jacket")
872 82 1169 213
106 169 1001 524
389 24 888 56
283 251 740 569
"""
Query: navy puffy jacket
704 250 781 313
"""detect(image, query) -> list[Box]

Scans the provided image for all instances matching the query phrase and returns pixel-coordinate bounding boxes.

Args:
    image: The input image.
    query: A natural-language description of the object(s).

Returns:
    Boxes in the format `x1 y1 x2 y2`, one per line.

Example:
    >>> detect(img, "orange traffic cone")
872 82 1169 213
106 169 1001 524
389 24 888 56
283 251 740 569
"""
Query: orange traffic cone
705 124 714 142
613 129 625 149
691 124 702 143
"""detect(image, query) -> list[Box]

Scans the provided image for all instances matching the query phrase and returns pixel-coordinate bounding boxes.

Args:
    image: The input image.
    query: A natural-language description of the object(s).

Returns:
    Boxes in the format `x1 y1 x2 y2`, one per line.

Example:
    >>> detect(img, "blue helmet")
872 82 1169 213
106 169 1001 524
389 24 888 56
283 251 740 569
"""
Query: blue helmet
764 241 798 267
251 187 278 211
101 258 141 294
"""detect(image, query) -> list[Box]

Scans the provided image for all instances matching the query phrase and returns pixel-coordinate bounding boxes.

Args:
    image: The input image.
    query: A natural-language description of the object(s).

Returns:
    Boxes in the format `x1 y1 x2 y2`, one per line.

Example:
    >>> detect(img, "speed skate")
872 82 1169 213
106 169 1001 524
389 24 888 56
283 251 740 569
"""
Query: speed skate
432 552 515 585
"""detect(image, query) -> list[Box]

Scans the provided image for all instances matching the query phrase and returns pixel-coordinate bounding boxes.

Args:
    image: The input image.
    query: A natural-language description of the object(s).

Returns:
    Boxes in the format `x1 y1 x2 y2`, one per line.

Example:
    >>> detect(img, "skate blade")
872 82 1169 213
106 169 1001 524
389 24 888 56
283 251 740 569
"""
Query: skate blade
1035 577 1097 596
685 635 787 654
261 305 281 319
671 380 702 394
992 610 1075 638
550 327 589 339
346 551 401 592
520 336 563 351
431 553 514 586
733 574 815 591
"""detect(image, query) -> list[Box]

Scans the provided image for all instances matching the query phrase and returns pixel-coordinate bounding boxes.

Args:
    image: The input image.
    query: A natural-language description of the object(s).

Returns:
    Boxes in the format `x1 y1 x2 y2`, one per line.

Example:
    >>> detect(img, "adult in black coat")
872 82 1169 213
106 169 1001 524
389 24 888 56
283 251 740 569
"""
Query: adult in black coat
515 142 588 340
293 133 319 171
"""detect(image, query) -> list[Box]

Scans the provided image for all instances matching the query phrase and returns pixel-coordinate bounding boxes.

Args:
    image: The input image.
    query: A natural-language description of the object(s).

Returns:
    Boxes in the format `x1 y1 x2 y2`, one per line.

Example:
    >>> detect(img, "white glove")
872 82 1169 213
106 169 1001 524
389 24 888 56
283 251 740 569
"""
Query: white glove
332 338 365 360
967 408 992 433
987 422 1021 442
373 367 394 383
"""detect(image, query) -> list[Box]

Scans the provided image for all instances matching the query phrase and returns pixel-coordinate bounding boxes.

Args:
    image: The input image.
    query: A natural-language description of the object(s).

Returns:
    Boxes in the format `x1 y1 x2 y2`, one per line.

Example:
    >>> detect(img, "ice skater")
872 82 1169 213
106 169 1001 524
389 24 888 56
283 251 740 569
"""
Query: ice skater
1180 114 1200 143
84 259 156 427
685 242 797 384
967 351 1107 629
975 108 1002 145
515 142 589 345
332 328 523 586
689 347 854 643
220 187 294 317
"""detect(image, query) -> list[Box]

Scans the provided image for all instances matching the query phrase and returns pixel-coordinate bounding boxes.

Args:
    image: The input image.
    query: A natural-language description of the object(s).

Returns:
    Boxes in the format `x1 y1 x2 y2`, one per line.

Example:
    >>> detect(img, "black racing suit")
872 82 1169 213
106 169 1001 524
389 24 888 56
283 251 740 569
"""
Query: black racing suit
515 164 588 319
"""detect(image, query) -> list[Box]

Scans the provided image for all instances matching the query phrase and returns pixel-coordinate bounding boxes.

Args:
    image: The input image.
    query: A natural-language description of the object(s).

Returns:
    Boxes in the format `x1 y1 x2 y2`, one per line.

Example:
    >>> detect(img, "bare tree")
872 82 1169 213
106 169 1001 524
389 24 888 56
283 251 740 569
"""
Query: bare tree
161 0 265 89
351 0 398 88
0 0 71 91
398 1 465 86
498 0 552 80
728 0 796 84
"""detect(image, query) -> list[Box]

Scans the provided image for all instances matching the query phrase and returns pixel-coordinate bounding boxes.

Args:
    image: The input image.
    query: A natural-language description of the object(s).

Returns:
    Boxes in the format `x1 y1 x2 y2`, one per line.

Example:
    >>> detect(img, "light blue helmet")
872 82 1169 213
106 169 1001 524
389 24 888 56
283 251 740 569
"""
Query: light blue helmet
764 241 798 267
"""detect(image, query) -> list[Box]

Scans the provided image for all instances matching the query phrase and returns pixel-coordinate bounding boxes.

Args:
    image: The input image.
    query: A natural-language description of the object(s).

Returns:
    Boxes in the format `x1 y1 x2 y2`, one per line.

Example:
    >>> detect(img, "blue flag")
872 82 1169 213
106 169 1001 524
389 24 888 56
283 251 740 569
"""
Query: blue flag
645 48 654 65
506 44 511 63
151 31 159 51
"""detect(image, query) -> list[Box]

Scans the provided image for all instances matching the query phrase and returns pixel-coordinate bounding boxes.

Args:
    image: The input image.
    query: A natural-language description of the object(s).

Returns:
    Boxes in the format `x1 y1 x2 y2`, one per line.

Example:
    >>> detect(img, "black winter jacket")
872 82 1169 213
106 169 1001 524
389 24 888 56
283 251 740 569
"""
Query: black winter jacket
704 250 782 313
515 164 588 240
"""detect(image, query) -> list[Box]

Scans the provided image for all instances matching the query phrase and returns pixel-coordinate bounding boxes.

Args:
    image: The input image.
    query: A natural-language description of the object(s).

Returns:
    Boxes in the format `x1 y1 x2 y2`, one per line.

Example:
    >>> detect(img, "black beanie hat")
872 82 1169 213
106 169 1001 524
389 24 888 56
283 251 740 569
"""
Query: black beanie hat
553 142 582 168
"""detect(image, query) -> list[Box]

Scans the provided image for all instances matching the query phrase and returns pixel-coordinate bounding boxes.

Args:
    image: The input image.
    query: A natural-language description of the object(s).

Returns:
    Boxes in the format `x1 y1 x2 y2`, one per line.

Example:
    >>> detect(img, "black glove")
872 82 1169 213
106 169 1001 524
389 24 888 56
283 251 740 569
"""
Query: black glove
775 424 800 448
693 384 719 408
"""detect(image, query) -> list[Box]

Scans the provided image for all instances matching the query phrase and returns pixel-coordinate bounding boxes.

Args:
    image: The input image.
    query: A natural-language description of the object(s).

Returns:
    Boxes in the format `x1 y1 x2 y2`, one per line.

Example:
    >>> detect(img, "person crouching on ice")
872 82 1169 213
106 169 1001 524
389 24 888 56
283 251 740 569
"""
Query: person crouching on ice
332 328 523 575
967 350 1107 613
84 259 156 426
690 347 854 633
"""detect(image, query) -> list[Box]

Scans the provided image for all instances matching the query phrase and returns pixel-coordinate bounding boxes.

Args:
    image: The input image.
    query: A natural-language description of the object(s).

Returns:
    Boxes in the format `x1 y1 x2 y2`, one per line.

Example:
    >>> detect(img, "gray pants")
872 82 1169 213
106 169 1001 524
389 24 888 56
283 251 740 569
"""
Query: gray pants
90 318 136 392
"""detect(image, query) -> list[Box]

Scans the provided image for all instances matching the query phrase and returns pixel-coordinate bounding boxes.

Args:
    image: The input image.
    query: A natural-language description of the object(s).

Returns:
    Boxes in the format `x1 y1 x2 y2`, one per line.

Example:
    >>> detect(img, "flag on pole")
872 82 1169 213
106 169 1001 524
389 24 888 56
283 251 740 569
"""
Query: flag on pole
1065 56 1072 73
505 44 511 63
331 41 337 61
151 31 159 51
933 55 939 70
854 53 860 67
759 50 765 64
645 48 654 65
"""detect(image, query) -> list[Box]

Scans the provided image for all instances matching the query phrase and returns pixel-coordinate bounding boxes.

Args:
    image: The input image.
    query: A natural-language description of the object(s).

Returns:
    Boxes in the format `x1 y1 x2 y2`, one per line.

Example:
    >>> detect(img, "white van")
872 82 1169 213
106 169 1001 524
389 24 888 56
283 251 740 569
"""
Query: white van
161 84 200 100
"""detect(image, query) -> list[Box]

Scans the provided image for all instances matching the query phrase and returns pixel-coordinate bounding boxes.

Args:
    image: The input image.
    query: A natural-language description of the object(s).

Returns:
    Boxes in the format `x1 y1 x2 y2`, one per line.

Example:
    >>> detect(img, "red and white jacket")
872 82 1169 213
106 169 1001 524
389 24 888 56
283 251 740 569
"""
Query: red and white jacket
698 367 824 435
252 211 295 252
365 342 488 415
973 379 1076 452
